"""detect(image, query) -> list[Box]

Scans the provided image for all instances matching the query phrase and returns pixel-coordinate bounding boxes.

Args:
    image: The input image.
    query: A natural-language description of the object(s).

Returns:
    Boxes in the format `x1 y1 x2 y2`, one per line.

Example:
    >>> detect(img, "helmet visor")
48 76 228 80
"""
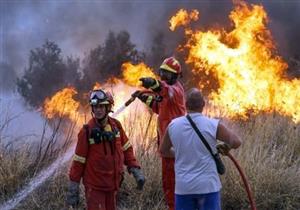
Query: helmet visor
90 90 108 105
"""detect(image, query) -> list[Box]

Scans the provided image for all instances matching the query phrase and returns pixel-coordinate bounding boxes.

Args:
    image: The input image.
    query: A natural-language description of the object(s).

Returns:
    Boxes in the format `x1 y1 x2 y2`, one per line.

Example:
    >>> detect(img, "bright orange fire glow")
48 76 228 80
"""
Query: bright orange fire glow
180 2 300 122
169 9 199 31
43 1 300 139
93 82 101 90
43 87 80 121
42 80 155 148
121 62 158 87
43 78 152 124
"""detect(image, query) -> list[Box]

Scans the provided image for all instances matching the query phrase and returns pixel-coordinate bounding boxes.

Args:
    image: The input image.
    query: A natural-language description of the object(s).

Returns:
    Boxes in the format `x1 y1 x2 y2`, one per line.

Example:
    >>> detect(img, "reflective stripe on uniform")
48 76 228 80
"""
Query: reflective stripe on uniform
146 95 153 107
73 154 86 163
89 138 95 145
150 79 160 90
122 141 131 151
115 131 120 138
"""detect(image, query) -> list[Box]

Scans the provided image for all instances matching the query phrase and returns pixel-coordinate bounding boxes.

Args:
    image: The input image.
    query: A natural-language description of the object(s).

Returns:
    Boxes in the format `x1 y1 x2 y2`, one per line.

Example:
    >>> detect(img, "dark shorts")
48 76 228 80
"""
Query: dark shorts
175 191 221 210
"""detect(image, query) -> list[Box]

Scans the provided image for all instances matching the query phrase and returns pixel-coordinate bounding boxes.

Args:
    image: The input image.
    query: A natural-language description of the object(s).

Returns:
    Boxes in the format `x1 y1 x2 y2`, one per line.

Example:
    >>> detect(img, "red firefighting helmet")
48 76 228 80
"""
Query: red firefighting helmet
160 57 181 74
89 89 113 106
90 89 114 112
105 91 114 106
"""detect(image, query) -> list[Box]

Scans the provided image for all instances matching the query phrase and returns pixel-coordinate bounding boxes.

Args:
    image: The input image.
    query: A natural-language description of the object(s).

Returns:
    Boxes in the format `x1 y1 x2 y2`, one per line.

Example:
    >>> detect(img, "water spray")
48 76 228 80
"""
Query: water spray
107 93 136 117
0 145 75 210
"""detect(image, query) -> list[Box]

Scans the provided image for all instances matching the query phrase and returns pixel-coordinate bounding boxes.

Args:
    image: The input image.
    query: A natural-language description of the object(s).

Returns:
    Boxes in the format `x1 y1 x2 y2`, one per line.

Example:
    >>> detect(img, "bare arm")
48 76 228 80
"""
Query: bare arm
159 130 175 158
216 122 241 149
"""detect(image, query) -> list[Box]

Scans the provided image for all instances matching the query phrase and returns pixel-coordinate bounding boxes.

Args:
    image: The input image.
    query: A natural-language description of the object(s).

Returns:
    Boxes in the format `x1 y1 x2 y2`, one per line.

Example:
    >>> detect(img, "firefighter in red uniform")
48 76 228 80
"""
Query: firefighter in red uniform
134 57 186 210
66 89 145 210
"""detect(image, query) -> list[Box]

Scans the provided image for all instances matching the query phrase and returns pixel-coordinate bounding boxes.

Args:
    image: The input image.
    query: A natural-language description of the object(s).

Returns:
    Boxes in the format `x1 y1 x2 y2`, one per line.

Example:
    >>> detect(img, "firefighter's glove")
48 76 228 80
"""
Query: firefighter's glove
129 167 145 190
133 91 153 107
139 77 161 92
217 143 231 156
66 181 80 208
138 93 151 103
139 77 156 88
132 90 142 98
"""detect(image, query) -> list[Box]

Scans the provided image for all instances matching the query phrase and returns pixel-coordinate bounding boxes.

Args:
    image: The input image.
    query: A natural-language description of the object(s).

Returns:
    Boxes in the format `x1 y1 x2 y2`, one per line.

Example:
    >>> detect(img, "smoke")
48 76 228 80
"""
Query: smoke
1 0 300 78
0 62 17 93
0 92 52 146
250 1 300 59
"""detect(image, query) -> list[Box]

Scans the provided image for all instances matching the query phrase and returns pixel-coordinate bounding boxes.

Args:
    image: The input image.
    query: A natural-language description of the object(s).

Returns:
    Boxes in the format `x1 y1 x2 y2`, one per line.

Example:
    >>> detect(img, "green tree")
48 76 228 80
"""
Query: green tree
81 30 144 91
147 31 167 69
64 56 81 86
17 40 80 108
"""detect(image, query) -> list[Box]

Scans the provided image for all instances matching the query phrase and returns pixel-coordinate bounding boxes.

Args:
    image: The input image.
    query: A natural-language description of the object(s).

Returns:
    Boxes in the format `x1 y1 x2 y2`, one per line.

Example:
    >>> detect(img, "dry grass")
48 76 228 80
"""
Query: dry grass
0 144 35 202
221 114 300 210
0 111 299 210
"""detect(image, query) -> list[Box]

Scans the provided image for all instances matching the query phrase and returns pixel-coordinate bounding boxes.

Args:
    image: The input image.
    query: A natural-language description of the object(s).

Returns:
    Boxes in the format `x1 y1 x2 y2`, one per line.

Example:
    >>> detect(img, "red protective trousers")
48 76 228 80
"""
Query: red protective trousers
69 117 140 210
149 81 186 210
85 187 116 210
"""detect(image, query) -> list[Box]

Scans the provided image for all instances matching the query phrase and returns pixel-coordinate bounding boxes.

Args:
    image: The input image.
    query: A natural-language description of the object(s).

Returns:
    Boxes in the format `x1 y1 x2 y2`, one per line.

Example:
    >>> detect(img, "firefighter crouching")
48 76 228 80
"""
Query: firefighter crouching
66 89 145 210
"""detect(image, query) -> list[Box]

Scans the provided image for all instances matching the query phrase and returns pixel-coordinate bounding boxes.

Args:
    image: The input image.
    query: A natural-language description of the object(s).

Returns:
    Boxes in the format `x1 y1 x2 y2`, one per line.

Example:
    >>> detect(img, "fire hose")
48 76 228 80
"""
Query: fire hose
112 90 162 118
124 91 257 209
124 90 162 107
226 152 257 210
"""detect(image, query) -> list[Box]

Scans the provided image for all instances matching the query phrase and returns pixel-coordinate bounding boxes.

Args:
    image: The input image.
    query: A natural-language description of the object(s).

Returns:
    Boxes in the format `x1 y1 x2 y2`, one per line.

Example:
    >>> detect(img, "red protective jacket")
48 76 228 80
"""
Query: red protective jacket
145 80 186 210
69 117 140 191
149 80 186 143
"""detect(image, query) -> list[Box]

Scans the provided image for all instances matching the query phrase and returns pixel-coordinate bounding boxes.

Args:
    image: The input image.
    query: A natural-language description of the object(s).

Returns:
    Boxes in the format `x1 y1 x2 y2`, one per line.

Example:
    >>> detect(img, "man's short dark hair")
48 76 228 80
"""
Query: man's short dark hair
185 88 205 111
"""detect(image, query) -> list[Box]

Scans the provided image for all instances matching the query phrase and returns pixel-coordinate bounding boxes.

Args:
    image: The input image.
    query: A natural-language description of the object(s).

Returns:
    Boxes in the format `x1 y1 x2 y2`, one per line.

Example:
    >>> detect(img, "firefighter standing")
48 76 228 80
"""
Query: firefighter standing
160 88 241 210
66 89 145 210
134 57 186 210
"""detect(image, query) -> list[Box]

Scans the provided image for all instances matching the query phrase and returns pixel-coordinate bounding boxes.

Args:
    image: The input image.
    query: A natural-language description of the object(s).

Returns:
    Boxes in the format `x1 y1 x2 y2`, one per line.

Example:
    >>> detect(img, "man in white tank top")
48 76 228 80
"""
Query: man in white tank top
159 88 241 210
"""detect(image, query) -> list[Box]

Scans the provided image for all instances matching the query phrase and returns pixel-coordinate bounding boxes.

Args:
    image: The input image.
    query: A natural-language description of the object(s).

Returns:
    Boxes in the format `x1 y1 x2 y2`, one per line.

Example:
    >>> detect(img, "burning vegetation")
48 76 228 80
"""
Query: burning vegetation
43 87 80 122
41 2 300 125
2 1 300 210
170 2 300 123
169 9 199 31
121 62 158 87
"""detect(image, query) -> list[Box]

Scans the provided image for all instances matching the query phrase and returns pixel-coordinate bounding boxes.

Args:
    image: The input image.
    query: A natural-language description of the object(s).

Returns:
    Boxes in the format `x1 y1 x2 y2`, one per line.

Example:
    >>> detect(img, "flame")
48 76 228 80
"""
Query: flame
169 9 199 31
93 82 101 90
103 79 156 147
121 62 158 87
101 78 145 116
180 2 300 122
43 78 150 122
42 78 150 123
43 87 80 121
